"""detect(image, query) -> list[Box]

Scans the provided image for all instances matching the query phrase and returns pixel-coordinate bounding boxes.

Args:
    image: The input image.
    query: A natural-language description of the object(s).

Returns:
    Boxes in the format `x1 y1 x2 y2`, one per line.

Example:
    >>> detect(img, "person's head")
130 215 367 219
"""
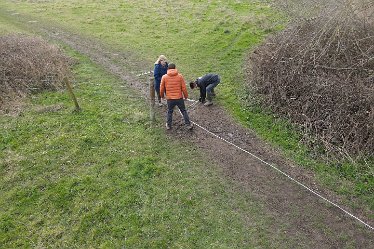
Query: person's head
168 63 176 69
189 80 197 89
155 55 167 66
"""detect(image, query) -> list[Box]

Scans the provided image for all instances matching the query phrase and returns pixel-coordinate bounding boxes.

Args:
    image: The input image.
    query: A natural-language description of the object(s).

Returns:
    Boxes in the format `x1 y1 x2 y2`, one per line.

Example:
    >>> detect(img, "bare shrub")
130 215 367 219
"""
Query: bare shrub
0 34 72 111
247 1 374 159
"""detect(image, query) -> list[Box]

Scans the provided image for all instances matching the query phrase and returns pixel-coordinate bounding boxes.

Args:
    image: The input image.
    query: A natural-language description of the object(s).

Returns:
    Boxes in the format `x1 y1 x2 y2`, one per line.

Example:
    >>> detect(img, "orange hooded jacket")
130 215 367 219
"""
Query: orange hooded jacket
160 69 188 100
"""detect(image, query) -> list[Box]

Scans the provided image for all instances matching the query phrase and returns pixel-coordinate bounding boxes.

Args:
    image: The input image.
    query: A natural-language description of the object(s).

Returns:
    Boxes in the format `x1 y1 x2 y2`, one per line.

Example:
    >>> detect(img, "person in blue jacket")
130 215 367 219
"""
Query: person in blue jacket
190 73 221 106
153 55 168 106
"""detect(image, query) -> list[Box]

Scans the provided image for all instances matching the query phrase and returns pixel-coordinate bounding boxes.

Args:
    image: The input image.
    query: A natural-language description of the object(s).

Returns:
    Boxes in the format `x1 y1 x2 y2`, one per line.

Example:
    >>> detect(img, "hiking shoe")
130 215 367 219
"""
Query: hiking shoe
186 123 194 130
166 123 171 130
204 101 213 106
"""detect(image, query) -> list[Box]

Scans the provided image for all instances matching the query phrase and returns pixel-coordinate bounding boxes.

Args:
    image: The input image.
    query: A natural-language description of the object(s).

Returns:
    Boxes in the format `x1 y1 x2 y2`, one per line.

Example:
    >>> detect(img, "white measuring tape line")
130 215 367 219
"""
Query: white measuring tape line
187 100 200 111
183 109 373 230
186 98 198 102
136 71 153 77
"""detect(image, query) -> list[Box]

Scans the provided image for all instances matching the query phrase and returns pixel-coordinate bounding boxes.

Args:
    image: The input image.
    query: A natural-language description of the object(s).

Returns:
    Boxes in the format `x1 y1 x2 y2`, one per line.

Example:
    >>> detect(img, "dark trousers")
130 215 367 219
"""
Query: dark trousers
154 81 161 102
156 91 161 103
206 76 220 101
167 99 191 126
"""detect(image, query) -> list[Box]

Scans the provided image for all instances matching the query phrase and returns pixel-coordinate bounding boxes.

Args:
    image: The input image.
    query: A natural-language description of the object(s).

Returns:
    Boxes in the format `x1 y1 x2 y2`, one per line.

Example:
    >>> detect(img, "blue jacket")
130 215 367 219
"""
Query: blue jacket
154 63 168 87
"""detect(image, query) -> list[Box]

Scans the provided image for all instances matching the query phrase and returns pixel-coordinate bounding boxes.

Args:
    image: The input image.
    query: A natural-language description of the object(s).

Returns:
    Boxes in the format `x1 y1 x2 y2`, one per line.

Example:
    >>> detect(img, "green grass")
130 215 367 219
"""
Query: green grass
0 48 291 247
0 11 25 34
0 1 282 74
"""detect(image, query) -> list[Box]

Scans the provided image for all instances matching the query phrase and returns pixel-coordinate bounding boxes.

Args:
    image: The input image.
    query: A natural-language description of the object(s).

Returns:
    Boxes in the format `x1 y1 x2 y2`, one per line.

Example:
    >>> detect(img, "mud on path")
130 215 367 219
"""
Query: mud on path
5 12 373 247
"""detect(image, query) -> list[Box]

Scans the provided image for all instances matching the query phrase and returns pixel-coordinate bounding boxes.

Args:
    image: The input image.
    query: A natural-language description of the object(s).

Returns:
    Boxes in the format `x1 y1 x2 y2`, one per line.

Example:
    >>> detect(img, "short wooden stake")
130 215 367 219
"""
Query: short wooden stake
149 76 156 122
64 78 81 112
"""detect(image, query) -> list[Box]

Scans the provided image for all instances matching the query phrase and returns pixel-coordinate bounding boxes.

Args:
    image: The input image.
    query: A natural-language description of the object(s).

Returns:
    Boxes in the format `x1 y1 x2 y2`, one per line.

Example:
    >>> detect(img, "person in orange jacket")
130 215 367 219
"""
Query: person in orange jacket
160 63 193 130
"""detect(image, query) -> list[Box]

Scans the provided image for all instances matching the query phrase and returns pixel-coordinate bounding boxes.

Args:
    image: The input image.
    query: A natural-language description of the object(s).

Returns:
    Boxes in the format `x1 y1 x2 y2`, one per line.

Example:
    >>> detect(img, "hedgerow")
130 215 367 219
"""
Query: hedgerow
247 1 373 160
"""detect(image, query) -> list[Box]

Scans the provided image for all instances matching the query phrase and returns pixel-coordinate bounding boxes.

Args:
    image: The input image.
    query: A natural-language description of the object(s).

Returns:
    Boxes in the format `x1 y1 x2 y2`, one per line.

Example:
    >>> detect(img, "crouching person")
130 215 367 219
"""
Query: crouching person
160 63 193 130
190 73 220 106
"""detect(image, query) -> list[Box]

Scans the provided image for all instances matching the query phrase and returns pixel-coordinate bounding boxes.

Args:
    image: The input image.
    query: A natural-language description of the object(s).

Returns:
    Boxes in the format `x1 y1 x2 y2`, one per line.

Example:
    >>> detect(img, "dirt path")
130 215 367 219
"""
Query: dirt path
5 12 373 248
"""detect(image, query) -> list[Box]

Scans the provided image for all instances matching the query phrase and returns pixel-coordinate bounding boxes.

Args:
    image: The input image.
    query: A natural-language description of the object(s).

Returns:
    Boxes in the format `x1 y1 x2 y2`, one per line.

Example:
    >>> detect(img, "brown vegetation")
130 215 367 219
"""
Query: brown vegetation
0 34 72 113
247 1 374 159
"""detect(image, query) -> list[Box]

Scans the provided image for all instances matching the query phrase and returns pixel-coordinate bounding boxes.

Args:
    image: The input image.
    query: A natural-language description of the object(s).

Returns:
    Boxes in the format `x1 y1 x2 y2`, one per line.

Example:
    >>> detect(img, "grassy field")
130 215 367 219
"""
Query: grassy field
0 0 372 246
0 0 283 93
0 12 24 34
0 45 288 247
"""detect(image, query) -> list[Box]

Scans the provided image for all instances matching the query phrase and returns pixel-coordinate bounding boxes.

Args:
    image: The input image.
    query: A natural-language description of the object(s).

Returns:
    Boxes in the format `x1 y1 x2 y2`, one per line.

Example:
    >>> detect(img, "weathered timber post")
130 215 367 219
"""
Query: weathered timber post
149 76 155 122
64 77 81 112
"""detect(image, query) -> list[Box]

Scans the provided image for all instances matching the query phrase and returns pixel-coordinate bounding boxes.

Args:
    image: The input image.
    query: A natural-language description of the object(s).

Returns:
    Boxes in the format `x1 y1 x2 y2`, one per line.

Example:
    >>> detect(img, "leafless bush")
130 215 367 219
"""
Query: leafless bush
0 34 72 111
247 1 374 160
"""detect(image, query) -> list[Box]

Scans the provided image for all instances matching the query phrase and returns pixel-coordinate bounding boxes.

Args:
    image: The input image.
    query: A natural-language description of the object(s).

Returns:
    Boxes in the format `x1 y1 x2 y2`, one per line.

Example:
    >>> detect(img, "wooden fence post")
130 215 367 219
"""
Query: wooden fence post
64 78 81 112
149 76 155 122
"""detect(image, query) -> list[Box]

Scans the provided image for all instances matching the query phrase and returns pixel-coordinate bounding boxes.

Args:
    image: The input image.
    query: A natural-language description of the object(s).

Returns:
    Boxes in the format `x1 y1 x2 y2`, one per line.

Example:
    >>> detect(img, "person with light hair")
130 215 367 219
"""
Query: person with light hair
153 55 168 106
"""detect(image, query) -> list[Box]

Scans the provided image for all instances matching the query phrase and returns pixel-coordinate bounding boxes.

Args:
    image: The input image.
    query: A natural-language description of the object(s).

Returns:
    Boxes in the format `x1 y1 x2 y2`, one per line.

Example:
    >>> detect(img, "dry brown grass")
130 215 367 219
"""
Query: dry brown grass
0 34 72 113
247 0 374 160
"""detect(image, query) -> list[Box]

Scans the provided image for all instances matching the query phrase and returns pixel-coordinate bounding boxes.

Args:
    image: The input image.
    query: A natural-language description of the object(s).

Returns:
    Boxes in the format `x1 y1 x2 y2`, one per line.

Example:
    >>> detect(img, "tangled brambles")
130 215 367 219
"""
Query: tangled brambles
247 1 374 160
0 34 72 113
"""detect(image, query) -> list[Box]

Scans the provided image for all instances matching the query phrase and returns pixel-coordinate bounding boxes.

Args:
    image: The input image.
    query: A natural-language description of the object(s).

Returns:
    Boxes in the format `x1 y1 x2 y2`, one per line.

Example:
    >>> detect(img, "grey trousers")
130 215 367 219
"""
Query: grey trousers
206 76 220 101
